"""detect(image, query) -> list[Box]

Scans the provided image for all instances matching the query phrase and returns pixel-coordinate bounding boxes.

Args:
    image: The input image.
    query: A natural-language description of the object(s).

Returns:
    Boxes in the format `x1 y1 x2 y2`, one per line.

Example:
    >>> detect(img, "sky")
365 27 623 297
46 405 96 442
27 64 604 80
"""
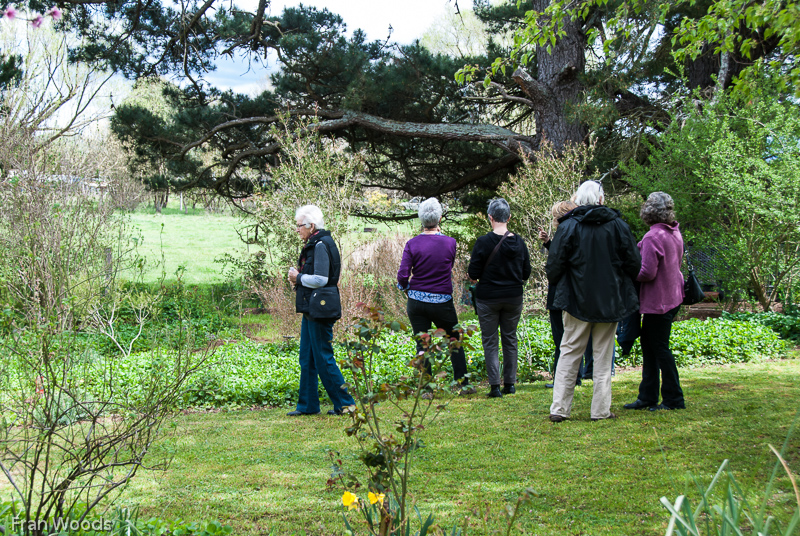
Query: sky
205 0 457 94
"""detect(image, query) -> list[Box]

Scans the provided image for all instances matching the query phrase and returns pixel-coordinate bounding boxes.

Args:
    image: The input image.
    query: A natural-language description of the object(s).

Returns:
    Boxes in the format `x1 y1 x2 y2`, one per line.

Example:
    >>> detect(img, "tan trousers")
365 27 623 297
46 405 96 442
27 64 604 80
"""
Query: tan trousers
550 312 617 420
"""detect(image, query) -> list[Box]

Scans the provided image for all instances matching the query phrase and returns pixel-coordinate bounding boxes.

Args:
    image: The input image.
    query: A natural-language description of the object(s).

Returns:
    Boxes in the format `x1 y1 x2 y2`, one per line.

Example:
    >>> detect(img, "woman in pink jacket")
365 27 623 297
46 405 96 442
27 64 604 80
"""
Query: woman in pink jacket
624 192 686 411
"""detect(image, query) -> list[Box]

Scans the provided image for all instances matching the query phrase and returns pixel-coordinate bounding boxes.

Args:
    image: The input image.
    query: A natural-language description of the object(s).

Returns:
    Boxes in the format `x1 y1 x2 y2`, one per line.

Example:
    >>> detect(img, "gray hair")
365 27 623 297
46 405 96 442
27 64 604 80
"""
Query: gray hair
640 192 676 225
572 180 604 206
418 198 442 228
487 198 511 223
295 204 325 229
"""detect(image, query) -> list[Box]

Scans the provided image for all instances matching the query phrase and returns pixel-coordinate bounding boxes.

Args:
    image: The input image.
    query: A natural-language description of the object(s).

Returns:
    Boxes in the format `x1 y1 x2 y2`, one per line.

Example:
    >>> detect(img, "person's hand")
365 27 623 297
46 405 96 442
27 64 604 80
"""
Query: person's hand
538 228 549 243
469 277 478 284
288 267 299 285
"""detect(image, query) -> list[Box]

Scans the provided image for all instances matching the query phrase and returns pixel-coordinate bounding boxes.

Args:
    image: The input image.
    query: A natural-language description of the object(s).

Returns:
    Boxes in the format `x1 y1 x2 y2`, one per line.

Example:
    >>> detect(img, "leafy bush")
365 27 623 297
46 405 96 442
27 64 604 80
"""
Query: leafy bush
3 316 786 411
618 318 788 367
0 501 233 536
721 311 800 343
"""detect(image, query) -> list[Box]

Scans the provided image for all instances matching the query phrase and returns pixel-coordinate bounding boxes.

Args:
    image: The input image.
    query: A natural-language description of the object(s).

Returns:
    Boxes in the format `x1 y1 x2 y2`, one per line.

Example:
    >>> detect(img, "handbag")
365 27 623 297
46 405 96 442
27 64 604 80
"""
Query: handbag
308 286 342 321
469 231 511 314
682 251 704 306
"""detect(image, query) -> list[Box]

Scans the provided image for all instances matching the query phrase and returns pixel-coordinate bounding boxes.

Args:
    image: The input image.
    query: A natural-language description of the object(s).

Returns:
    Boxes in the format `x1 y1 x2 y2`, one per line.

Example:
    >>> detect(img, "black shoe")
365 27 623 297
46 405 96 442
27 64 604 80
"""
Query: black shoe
576 378 582 386
649 403 685 411
286 410 319 416
545 383 554 388
327 409 344 416
502 384 516 395
549 414 567 422
488 385 503 398
623 399 654 410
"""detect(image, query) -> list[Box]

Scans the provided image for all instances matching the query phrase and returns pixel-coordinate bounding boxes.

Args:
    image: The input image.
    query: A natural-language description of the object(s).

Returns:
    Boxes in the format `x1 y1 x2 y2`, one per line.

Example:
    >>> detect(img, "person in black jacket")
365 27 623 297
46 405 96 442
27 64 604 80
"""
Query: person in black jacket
546 181 641 422
468 198 531 398
286 205 355 417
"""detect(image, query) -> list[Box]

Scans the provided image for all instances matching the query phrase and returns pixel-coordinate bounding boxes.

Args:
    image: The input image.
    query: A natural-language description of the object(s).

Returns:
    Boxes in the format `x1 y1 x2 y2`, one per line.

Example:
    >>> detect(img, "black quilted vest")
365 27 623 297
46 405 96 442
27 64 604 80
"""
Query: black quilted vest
295 230 341 314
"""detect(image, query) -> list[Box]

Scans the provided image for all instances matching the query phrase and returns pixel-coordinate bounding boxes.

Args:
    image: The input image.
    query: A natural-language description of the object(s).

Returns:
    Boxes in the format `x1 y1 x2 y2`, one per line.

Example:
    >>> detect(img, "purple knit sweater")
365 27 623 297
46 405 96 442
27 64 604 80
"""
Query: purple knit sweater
397 234 457 294
637 222 685 314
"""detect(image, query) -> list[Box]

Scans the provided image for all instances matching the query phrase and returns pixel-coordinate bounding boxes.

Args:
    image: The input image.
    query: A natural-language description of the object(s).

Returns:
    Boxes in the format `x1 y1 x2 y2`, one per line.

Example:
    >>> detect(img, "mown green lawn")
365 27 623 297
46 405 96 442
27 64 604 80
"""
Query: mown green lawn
117 358 800 535
123 206 416 285
125 209 253 284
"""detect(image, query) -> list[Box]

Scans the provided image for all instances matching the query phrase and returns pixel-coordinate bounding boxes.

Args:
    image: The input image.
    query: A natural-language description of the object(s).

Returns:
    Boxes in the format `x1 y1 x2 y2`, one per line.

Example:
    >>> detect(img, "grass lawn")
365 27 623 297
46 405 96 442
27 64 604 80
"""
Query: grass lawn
125 208 254 285
123 204 417 285
116 359 800 535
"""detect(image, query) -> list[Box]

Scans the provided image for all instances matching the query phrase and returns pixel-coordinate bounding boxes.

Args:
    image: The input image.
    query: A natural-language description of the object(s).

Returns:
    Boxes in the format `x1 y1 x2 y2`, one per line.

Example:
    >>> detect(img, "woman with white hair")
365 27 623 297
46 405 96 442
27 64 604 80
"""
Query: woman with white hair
546 181 641 422
623 192 686 411
397 197 475 396
286 204 355 416
468 198 531 398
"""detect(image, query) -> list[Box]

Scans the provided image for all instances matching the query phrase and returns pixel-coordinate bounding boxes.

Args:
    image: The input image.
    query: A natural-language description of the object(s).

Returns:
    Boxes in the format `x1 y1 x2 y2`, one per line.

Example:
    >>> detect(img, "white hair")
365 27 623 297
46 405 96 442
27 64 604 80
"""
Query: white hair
418 198 442 228
295 205 325 229
572 181 604 206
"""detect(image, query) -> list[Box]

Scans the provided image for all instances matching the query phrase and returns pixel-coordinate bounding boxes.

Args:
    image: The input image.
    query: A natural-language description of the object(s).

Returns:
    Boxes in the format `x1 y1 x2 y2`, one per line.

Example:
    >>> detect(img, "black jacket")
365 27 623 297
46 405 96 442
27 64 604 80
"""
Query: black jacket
468 232 531 300
545 205 641 323
295 230 341 315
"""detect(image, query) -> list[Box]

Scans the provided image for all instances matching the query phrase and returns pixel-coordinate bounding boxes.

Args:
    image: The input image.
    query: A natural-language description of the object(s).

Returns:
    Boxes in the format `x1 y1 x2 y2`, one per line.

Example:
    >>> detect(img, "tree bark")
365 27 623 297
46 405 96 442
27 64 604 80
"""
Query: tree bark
513 0 588 152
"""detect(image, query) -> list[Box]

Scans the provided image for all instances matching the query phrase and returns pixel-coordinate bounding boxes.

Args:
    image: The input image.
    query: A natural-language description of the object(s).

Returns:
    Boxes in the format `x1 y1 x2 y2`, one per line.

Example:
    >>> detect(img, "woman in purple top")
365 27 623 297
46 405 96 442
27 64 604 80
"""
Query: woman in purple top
397 198 474 395
624 192 686 411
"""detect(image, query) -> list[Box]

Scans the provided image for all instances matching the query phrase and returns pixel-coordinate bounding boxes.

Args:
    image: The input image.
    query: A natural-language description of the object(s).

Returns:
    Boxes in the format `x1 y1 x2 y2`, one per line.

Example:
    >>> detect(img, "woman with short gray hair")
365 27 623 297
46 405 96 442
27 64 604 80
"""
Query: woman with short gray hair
624 192 686 412
468 198 531 398
286 204 355 416
397 198 475 396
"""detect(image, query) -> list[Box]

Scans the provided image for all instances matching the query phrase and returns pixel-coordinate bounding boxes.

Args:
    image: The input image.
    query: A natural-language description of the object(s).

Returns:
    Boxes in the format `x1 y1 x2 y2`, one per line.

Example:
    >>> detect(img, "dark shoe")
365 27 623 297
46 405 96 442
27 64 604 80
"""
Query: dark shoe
623 399 654 410
591 412 617 421
576 378 582 386
502 384 516 395
545 383 554 389
286 410 319 416
649 404 684 411
458 384 477 395
488 385 503 398
549 414 567 422
327 409 344 416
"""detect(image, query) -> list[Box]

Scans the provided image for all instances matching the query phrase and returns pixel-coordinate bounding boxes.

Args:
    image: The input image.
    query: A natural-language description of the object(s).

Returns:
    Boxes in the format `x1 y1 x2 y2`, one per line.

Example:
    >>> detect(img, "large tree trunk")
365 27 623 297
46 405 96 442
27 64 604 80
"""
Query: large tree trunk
512 0 588 152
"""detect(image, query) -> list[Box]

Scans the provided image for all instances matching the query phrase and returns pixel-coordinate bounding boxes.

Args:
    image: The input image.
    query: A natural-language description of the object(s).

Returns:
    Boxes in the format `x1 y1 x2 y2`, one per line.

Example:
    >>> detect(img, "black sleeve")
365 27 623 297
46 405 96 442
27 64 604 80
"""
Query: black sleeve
521 238 532 281
468 236 488 280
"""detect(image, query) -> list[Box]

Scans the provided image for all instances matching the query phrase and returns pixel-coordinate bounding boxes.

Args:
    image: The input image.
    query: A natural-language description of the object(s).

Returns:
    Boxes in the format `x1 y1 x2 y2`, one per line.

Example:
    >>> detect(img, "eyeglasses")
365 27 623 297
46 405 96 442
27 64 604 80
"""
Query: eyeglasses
296 223 310 229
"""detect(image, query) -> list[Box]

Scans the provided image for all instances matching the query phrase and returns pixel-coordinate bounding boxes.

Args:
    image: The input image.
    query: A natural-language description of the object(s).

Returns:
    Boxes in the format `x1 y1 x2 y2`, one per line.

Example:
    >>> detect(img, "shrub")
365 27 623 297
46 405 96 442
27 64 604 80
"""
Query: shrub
721 311 800 344
617 318 789 367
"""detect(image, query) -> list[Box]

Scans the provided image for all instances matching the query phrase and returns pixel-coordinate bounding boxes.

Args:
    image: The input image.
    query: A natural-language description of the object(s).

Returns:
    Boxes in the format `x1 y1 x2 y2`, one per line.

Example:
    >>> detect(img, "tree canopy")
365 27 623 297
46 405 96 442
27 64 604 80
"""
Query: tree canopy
1 0 798 206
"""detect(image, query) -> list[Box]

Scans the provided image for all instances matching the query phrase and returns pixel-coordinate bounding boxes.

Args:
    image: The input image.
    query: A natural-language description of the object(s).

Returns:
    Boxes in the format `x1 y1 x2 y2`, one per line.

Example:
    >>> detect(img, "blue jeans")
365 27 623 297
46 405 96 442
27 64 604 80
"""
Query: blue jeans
296 316 355 413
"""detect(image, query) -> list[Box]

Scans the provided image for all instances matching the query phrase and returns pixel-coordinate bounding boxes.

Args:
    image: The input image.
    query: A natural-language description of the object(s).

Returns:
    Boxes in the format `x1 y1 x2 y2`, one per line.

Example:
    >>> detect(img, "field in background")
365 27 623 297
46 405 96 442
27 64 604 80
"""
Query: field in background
125 201 420 284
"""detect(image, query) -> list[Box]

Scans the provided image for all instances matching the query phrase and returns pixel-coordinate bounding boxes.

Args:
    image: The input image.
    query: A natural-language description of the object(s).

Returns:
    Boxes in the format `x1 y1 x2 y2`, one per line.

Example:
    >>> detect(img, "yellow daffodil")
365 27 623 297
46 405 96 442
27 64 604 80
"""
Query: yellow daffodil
342 491 359 510
368 492 385 505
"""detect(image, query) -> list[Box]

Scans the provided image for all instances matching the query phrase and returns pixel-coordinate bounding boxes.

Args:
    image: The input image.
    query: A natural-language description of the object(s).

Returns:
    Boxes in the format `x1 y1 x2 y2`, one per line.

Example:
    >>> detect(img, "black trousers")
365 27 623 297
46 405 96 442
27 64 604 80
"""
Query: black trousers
407 298 469 383
638 305 685 408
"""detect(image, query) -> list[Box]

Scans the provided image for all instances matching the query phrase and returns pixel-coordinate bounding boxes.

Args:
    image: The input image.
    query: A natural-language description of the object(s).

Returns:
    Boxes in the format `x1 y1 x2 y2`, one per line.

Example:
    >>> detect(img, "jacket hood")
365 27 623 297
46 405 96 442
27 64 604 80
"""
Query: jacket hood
486 232 526 259
650 221 680 234
500 233 527 258
562 205 621 225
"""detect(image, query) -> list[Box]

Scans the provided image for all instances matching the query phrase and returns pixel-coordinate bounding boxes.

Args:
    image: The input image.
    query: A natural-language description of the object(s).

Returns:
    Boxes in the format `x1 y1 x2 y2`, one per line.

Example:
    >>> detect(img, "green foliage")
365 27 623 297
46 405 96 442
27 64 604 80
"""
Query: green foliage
672 0 800 98
623 82 800 310
4 315 778 411
0 502 234 536
618 318 789 368
722 311 800 343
